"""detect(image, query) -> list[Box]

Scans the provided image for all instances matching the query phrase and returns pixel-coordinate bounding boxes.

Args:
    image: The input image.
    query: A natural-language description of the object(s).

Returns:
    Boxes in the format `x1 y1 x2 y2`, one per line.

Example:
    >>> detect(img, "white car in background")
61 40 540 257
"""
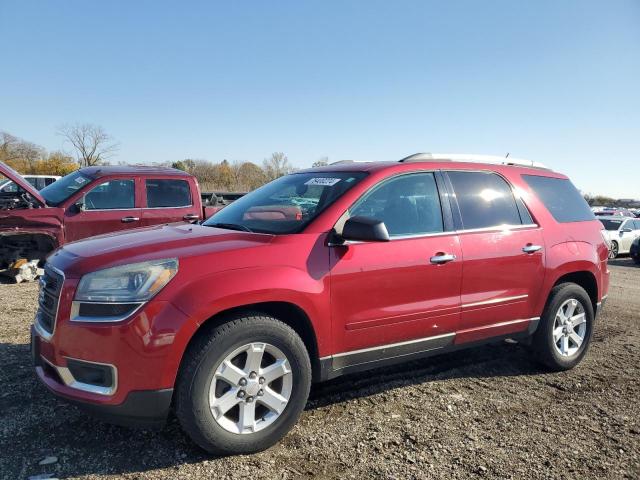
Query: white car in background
0 174 60 192
599 216 640 259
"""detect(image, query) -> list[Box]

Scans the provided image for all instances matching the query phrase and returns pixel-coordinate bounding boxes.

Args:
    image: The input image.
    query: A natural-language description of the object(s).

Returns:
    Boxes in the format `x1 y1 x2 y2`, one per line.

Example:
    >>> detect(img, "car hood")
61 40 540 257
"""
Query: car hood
0 162 46 206
48 223 275 277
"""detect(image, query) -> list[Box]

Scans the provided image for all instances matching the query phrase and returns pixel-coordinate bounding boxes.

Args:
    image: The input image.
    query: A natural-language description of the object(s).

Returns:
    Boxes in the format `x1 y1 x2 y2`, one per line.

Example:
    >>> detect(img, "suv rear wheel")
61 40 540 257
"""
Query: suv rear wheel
176 314 311 455
532 283 594 371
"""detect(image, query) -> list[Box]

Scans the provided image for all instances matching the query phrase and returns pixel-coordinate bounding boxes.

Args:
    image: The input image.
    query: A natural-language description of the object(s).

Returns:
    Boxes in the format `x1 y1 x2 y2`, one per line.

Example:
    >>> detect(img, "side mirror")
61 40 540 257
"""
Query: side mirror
341 216 390 242
75 199 86 212
621 228 633 234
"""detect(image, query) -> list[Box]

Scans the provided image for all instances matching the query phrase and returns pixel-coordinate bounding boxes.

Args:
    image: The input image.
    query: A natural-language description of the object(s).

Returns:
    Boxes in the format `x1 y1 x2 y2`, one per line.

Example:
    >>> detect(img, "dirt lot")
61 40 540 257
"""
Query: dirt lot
1 260 639 480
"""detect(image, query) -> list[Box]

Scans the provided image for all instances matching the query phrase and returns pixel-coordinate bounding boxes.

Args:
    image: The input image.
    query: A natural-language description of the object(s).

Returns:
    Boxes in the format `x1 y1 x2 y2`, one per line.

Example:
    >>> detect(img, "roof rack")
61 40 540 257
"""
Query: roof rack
329 160 371 165
398 152 548 169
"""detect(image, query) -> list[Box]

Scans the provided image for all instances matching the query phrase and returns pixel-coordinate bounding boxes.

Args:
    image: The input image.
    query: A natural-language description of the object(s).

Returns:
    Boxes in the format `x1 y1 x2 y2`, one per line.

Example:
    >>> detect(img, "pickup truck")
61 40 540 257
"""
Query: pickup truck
0 163 220 282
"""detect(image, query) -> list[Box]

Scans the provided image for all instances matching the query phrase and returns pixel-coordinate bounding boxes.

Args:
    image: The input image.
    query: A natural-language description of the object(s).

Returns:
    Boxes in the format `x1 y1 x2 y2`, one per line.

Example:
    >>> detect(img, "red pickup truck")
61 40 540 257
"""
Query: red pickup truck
0 163 218 282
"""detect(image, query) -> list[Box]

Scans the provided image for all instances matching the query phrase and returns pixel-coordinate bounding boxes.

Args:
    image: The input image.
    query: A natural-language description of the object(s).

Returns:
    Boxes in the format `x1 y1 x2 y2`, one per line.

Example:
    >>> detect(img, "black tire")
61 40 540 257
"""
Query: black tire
532 283 594 371
609 240 619 259
176 313 311 455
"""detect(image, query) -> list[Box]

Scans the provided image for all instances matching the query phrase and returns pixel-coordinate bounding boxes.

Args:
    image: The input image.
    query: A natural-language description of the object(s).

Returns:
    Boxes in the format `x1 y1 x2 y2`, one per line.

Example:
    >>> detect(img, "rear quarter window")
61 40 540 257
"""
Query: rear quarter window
522 175 594 223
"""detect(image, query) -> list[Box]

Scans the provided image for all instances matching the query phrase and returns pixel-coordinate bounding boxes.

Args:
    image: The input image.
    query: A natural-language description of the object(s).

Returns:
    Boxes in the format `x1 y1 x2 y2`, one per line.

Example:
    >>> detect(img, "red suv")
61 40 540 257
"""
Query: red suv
32 153 609 455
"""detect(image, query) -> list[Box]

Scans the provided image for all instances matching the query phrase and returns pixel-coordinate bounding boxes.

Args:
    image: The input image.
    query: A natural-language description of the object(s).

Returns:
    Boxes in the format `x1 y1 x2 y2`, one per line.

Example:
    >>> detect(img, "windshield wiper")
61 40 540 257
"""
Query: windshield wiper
207 222 254 233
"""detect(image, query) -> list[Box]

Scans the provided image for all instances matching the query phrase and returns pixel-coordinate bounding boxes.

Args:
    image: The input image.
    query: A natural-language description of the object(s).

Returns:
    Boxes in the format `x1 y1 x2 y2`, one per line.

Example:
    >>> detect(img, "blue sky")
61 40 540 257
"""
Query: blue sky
1 1 639 198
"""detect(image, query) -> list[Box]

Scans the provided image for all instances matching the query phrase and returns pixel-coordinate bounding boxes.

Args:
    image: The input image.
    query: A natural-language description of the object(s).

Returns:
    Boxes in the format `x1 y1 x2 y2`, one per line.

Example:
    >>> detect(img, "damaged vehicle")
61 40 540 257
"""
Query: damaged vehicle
0 162 218 282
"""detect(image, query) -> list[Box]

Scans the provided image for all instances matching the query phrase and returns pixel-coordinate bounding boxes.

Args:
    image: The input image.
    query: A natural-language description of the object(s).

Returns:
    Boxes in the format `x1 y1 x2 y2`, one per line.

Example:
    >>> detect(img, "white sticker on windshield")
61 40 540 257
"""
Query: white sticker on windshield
75 177 86 184
305 178 341 187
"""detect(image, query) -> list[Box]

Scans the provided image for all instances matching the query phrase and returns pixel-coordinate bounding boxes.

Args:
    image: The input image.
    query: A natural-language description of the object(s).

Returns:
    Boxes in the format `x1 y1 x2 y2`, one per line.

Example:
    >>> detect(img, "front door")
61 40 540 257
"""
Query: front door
329 172 462 371
65 178 141 242
444 170 545 344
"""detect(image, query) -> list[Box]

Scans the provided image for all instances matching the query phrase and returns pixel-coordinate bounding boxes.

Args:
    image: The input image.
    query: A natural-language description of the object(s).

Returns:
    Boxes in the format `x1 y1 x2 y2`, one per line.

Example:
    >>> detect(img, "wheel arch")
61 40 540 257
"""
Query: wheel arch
549 270 599 314
178 301 322 383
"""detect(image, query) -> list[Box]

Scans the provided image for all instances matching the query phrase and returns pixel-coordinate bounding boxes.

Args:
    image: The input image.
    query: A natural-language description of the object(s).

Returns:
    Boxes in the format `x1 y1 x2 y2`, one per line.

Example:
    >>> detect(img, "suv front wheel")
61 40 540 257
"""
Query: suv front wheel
176 314 312 455
532 283 594 371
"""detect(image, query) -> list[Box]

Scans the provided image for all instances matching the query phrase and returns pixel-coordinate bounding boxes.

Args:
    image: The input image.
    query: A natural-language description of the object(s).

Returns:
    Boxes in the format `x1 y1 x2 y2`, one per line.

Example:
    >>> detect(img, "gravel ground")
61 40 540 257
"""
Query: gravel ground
1 260 639 479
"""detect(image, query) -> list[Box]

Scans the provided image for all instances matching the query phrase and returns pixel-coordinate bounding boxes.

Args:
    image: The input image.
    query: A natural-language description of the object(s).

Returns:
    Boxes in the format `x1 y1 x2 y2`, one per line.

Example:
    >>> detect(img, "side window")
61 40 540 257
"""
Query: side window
447 171 522 230
84 179 135 210
45 177 57 186
634 220 640 230
146 179 192 208
348 173 444 236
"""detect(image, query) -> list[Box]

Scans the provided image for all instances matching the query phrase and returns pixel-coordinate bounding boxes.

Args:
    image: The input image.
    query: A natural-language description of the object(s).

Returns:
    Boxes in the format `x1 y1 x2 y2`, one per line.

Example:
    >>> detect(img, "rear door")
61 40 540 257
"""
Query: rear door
64 177 141 242
141 178 201 226
329 171 462 368
444 170 545 344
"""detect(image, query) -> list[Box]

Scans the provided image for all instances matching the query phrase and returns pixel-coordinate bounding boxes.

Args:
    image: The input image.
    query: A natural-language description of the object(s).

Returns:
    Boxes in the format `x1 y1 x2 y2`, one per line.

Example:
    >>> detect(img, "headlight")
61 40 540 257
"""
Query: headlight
72 259 178 322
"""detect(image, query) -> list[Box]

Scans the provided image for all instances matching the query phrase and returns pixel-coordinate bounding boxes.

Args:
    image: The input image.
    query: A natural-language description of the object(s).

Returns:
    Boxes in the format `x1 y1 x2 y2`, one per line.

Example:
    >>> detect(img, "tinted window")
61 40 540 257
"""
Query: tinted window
203 172 367 234
447 171 522 230
45 177 57 186
146 179 192 208
84 179 135 210
522 175 594 223
599 219 623 231
348 173 444 236
634 220 640 229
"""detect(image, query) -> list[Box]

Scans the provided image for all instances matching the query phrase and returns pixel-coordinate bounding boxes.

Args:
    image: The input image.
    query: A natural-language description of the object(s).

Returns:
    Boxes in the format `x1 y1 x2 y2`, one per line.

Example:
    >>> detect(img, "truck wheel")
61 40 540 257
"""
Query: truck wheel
532 283 594 371
176 314 311 455
609 241 618 259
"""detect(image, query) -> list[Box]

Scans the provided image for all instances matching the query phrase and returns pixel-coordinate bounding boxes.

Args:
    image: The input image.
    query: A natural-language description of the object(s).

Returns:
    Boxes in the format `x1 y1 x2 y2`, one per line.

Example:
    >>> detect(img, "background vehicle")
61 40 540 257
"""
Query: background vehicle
630 237 640 264
0 174 60 192
593 208 634 217
0 163 219 282
32 154 609 455
598 215 640 258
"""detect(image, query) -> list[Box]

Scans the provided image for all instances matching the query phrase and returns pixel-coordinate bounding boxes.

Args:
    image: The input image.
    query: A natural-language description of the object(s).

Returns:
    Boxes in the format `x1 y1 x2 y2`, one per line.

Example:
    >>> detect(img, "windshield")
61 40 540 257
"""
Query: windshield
599 219 624 231
40 170 92 206
203 171 367 234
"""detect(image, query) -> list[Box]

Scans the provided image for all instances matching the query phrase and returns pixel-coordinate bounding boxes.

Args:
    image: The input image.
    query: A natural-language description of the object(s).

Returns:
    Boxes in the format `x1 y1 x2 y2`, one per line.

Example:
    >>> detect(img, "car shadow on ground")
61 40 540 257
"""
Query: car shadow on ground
608 257 639 268
2 339 546 478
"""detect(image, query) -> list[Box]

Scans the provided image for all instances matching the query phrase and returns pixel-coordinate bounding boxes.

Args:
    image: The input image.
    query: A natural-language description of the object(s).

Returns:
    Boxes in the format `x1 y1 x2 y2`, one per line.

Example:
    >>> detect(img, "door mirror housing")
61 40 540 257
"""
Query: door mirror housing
621 228 633 233
341 216 390 242
75 199 86 212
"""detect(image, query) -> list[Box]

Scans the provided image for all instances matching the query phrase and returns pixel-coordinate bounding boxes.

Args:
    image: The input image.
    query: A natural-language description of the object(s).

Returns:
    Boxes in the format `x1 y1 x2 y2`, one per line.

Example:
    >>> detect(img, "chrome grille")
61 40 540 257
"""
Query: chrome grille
37 265 64 335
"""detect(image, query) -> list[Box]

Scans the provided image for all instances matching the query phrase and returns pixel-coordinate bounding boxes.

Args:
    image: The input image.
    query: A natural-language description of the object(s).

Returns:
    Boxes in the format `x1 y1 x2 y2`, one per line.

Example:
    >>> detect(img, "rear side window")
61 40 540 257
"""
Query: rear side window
447 171 523 230
522 175 594 223
146 179 192 208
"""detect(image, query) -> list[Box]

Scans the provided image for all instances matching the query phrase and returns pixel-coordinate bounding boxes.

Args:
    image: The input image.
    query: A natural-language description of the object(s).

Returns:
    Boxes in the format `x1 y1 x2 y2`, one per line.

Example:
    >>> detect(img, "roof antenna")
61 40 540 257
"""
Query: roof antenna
505 152 510 159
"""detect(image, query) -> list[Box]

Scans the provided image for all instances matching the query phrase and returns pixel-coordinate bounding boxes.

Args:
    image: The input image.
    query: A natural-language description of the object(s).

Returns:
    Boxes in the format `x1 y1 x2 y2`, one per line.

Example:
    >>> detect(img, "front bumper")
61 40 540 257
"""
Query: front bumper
31 285 195 427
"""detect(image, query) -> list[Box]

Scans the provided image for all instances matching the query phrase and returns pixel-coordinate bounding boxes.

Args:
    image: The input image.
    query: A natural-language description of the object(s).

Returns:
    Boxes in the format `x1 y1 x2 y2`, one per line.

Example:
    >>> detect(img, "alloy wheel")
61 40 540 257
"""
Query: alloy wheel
552 299 587 357
208 342 292 434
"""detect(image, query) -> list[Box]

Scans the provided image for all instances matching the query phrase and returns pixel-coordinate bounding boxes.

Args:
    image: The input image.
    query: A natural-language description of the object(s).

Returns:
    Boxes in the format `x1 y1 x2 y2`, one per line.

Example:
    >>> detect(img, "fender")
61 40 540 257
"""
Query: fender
164 264 331 366
535 240 601 315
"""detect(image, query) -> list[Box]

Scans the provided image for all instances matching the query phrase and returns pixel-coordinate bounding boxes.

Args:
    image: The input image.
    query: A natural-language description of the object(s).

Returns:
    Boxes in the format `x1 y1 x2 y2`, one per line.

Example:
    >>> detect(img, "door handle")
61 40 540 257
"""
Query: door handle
121 216 140 223
430 253 456 264
183 214 200 221
522 244 542 254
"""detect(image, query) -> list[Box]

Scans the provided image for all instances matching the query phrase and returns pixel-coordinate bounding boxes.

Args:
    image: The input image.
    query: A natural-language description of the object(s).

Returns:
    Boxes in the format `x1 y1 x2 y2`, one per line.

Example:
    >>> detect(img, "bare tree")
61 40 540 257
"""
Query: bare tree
262 152 292 181
0 131 45 173
57 123 119 166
